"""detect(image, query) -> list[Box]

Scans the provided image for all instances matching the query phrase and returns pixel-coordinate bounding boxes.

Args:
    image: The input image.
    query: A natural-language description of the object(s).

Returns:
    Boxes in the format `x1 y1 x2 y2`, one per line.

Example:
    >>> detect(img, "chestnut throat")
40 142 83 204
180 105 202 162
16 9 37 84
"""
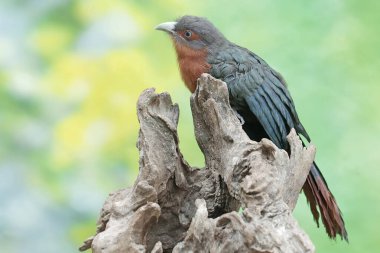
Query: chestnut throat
173 41 211 93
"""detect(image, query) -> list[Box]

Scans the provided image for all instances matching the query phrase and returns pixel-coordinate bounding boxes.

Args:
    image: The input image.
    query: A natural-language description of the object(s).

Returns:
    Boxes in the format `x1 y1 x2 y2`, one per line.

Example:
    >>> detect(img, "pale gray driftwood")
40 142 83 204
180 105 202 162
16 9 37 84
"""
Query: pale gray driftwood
80 74 316 253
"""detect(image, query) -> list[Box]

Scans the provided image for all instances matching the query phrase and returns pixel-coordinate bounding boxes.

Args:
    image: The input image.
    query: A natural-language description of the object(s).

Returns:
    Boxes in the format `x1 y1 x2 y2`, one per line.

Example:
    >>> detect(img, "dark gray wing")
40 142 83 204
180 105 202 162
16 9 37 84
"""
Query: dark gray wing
209 45 310 149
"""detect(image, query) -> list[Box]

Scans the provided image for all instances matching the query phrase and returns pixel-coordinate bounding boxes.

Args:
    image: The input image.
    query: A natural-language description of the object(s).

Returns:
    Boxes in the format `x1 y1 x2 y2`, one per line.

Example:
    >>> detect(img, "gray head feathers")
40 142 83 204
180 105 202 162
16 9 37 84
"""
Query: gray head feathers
175 15 226 46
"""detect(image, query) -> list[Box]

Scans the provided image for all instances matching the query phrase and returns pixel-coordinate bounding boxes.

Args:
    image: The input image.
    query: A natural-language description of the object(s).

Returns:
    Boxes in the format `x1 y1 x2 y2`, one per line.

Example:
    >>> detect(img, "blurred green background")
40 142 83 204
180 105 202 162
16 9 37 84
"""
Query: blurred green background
1 0 379 252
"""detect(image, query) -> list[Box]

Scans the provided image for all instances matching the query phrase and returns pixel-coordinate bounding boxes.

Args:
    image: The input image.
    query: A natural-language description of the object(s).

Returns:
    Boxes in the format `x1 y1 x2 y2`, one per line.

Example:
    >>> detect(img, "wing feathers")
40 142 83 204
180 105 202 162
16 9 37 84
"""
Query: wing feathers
261 83 295 130
265 78 310 141
257 86 288 148
245 95 282 147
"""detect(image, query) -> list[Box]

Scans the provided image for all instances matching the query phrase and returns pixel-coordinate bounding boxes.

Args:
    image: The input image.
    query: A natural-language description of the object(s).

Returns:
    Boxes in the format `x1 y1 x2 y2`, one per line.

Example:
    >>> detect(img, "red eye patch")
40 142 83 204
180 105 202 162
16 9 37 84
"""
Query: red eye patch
178 30 201 41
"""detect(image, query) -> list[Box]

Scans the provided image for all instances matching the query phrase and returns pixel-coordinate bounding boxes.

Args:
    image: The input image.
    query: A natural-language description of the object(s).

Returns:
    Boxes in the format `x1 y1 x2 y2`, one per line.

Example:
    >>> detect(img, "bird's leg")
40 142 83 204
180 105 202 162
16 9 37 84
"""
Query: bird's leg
232 109 245 125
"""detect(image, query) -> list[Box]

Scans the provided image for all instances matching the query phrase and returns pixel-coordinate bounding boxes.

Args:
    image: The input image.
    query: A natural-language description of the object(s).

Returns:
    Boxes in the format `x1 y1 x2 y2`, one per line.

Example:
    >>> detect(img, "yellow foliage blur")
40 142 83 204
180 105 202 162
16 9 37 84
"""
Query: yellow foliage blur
49 50 154 168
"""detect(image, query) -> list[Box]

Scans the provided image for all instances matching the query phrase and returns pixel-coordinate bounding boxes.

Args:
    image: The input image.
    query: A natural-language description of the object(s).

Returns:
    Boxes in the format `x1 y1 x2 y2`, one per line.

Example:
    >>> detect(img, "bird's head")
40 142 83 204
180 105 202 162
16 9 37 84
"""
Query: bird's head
155 15 226 51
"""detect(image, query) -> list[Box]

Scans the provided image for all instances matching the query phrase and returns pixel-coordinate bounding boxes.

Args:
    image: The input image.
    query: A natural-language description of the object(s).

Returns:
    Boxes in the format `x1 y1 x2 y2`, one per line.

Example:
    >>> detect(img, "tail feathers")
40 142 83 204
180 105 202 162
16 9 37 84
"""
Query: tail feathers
303 162 348 241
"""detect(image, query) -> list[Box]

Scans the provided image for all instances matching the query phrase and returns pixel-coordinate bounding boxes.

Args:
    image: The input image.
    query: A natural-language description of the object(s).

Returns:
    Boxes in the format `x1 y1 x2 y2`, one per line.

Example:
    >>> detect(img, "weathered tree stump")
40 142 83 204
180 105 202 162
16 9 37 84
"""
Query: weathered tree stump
80 74 316 253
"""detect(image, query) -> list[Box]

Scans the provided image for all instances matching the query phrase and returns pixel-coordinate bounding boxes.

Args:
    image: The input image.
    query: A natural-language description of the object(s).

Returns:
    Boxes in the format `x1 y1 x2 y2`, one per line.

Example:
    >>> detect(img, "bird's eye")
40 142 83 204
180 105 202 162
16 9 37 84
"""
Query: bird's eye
184 30 192 38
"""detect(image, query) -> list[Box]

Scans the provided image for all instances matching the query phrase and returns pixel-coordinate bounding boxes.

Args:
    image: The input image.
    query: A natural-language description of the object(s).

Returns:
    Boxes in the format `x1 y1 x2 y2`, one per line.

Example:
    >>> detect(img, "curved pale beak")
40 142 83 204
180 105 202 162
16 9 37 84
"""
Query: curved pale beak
155 21 177 34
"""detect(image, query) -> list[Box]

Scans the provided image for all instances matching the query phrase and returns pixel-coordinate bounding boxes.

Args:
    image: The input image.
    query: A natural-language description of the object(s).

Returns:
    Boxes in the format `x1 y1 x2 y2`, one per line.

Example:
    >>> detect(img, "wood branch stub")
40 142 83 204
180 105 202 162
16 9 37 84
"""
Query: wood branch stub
173 74 315 252
80 74 315 253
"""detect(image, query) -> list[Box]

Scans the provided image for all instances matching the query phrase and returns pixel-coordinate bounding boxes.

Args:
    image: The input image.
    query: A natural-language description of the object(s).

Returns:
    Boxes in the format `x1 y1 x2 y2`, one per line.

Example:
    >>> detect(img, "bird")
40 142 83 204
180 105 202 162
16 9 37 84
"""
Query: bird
155 15 347 241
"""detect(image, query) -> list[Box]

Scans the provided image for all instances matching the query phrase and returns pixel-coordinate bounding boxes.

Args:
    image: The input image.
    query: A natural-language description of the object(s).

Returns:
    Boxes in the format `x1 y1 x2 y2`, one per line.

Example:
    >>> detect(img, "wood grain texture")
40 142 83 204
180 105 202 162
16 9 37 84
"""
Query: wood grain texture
80 74 315 253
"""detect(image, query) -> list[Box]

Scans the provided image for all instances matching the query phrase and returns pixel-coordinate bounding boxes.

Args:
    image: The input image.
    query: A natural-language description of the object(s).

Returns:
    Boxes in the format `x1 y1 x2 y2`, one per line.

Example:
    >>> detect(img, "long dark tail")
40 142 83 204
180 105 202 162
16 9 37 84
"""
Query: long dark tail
302 162 348 241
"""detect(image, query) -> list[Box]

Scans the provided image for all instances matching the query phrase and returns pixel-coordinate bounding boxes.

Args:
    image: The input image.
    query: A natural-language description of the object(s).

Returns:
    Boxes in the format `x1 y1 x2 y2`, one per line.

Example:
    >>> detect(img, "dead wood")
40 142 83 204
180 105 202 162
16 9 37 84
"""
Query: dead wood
80 74 315 253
